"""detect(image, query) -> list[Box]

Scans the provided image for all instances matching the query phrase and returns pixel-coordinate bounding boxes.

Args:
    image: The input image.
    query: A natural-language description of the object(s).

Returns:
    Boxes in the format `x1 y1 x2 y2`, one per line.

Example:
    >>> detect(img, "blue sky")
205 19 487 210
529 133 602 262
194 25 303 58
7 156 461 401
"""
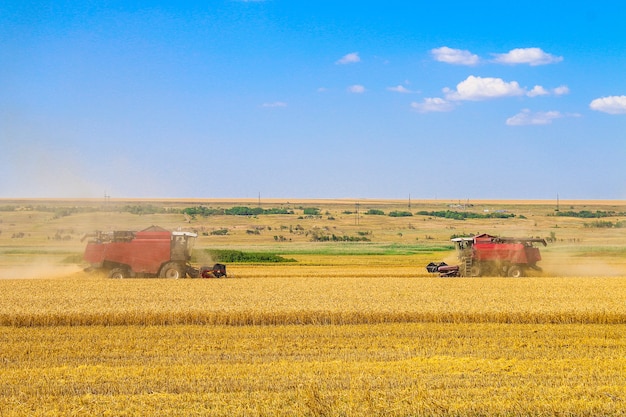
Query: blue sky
1 1 625 200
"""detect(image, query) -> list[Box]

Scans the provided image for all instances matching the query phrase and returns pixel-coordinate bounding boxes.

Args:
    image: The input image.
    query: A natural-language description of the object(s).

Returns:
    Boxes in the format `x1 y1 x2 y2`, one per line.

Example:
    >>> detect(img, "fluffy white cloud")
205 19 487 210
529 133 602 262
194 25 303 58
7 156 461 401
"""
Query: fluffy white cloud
506 109 564 125
387 85 412 93
492 48 563 66
347 84 366 93
527 85 549 97
444 76 525 101
411 98 455 113
336 52 360 65
431 46 479 66
589 95 626 114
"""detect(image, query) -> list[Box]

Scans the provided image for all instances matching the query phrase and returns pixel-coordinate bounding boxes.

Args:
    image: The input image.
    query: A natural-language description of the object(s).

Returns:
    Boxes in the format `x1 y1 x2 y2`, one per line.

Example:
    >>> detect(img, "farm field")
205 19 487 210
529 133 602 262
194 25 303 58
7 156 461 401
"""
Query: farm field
1 198 625 416
2 320 625 416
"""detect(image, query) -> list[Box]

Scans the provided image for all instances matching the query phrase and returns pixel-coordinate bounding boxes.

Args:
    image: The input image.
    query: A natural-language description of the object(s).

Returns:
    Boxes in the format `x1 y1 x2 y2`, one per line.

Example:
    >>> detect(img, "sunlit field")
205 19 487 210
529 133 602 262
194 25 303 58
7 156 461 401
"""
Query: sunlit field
2 273 626 326
3 320 624 416
1 199 625 415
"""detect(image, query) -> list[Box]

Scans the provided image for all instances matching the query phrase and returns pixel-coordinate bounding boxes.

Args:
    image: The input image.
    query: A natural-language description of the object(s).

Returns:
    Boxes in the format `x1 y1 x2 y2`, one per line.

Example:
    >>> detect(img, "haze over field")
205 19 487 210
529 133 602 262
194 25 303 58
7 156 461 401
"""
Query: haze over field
1 1 625 199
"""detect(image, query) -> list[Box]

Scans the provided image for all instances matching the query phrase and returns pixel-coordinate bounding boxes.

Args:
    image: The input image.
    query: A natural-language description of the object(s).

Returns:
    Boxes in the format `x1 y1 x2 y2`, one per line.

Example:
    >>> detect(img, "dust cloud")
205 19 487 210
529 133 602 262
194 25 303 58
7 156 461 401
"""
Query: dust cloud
0 263 83 280
539 255 625 277
193 251 215 267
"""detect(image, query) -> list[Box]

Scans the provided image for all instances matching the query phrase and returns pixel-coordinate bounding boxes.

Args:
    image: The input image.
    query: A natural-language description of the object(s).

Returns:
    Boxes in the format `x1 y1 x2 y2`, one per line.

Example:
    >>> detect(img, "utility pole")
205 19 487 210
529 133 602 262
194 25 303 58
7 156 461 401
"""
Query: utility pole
556 193 560 212
355 202 360 225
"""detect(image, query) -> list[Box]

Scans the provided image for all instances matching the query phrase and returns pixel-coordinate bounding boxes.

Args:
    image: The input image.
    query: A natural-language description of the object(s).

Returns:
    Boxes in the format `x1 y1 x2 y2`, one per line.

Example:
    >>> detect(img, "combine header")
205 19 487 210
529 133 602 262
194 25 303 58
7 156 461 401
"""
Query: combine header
427 233 547 277
83 226 226 279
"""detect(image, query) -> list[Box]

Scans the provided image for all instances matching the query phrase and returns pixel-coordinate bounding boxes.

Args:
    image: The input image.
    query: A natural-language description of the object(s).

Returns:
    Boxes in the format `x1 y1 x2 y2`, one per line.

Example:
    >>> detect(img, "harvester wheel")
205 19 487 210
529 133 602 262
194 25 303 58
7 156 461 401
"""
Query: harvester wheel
109 267 128 279
160 262 184 279
507 265 523 278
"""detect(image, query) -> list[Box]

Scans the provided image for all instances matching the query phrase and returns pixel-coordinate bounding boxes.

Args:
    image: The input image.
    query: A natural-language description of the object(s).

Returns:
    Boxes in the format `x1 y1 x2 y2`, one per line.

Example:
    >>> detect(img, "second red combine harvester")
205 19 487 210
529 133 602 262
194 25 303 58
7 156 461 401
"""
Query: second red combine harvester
427 233 547 277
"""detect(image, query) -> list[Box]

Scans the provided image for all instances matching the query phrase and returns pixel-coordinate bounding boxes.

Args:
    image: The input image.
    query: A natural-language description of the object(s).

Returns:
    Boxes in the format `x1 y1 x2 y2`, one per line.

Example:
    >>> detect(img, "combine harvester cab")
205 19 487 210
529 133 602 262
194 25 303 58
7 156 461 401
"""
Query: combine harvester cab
427 234 547 278
83 226 227 279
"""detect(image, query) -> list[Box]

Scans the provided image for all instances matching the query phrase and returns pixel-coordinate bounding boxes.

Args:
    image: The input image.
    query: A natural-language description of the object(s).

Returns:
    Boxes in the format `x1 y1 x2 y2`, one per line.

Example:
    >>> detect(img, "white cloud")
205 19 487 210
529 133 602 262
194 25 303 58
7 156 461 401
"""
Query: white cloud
553 85 570 96
444 76 525 101
431 46 479 66
527 85 570 97
261 101 287 108
506 109 580 126
336 52 361 65
506 109 562 125
492 47 563 66
527 85 549 97
589 95 626 114
411 98 455 113
387 85 412 93
347 84 365 93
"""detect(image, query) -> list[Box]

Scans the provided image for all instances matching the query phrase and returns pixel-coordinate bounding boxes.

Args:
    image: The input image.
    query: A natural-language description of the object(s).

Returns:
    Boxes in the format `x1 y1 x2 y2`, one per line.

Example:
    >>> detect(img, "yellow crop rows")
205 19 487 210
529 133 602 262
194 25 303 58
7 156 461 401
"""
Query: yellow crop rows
2 321 625 416
2 272 626 326
1 272 626 416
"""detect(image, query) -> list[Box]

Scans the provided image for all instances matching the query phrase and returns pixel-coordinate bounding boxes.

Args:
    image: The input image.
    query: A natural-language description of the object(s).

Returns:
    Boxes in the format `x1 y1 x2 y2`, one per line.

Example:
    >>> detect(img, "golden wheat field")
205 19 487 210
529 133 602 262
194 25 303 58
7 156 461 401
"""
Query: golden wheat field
1 199 625 416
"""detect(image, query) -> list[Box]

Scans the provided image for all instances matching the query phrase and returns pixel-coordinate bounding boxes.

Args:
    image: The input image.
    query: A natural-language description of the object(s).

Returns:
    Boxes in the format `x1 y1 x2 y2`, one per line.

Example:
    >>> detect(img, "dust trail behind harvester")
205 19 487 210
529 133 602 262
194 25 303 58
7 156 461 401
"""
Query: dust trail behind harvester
0 261 83 279
538 254 626 277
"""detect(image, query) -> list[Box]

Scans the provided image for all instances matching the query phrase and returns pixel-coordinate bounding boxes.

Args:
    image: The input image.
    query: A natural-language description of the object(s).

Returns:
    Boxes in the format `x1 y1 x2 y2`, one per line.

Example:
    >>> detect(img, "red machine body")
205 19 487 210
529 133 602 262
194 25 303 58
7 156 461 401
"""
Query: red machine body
84 229 172 275
83 226 226 279
472 234 543 266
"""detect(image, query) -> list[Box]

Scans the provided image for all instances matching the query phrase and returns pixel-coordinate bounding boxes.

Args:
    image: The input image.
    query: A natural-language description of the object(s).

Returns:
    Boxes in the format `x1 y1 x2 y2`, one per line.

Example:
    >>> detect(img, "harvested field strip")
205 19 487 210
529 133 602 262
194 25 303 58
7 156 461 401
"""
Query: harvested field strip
2 323 625 416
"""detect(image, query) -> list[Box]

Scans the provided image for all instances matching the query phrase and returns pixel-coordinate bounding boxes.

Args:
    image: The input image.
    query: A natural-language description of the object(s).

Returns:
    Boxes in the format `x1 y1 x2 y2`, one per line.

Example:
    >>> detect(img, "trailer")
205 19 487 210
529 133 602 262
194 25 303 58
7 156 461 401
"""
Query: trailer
83 226 226 278
427 233 547 277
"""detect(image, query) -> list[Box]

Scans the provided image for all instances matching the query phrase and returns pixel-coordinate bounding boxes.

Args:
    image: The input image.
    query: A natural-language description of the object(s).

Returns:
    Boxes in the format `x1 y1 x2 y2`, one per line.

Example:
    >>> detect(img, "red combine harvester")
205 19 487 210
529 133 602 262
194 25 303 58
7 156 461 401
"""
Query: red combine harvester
427 233 547 277
83 226 226 279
